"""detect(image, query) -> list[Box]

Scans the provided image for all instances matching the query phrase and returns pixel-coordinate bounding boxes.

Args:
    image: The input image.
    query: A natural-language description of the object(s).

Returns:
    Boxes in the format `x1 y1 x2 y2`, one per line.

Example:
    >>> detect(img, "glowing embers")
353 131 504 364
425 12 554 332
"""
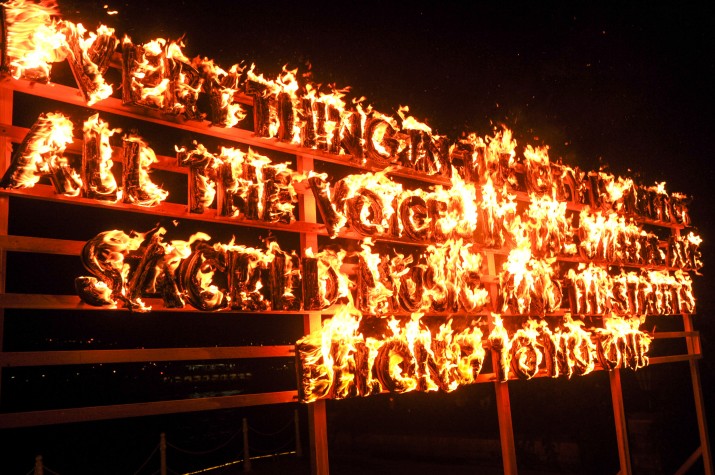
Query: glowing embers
1 0 67 82
0 112 80 195
177 144 299 223
122 36 202 119
310 168 479 242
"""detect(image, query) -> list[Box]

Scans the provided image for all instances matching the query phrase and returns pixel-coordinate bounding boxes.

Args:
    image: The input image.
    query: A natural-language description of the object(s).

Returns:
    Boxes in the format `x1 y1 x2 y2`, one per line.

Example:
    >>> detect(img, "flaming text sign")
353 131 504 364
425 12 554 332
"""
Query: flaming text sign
0 0 702 403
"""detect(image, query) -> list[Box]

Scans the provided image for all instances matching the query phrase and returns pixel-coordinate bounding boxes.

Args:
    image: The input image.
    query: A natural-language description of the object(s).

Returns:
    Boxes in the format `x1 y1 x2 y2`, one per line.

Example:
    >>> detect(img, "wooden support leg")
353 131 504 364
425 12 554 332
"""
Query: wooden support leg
494 381 518 474
298 153 330 475
683 315 713 475
609 370 632 475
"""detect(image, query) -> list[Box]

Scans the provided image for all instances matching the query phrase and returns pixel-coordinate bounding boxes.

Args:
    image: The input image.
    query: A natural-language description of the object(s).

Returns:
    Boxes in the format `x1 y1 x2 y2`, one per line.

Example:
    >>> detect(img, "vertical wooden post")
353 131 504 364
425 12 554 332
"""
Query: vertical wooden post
243 417 252 472
297 154 330 475
33 455 43 475
486 253 518 475
683 314 713 474
295 408 303 457
609 370 632 475
0 88 12 400
160 432 167 475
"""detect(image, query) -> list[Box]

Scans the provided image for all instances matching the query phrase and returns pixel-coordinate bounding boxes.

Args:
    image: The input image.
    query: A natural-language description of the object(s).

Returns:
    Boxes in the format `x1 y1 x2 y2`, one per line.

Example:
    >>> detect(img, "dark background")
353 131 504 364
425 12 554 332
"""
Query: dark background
3 1 714 473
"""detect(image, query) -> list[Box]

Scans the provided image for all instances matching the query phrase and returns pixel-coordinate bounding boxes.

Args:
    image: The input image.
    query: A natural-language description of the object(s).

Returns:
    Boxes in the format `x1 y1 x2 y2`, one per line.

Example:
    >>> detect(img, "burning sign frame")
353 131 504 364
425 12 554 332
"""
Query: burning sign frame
0 1 710 474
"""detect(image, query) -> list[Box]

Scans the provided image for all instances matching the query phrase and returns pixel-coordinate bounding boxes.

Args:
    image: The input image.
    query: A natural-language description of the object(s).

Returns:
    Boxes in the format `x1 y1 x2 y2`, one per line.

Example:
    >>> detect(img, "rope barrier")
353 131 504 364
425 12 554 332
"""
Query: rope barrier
167 430 240 456
132 444 160 475
179 450 295 475
247 418 294 437
180 457 243 475
249 437 296 455
24 468 34 475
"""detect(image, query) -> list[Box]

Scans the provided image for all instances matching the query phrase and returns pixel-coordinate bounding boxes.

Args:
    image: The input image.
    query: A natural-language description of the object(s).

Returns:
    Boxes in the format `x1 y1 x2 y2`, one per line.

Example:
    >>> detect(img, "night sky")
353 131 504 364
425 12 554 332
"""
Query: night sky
7 1 715 473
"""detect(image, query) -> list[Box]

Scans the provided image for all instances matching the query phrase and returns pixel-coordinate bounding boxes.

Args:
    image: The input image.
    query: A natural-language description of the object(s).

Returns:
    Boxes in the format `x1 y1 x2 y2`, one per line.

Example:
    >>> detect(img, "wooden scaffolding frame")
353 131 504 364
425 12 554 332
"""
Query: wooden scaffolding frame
0 73 711 475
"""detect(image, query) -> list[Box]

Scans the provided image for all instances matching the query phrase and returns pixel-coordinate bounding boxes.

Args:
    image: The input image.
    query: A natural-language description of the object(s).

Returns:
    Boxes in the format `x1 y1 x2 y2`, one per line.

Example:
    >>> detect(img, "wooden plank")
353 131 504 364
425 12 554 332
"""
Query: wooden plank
0 184 324 235
683 314 714 474
297 153 330 475
0 293 306 314
675 446 703 475
485 252 518 475
0 390 298 428
609 369 633 475
0 235 85 255
0 346 294 367
0 81 13 403
648 354 702 365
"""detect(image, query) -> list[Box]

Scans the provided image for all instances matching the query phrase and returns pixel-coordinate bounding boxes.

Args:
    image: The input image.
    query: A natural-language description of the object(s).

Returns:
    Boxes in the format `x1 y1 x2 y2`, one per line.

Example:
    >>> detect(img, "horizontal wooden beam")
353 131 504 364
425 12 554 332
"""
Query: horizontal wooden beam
0 235 84 255
0 293 309 314
649 353 701 365
0 346 295 367
0 184 324 235
0 390 298 428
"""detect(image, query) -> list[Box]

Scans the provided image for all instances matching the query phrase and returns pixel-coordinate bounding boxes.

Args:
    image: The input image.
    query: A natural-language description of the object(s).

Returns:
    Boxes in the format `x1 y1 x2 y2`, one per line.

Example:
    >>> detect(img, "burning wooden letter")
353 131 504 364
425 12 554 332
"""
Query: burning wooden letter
307 173 347 238
82 114 119 201
177 239 228 311
60 22 116 105
488 316 511 382
75 230 134 307
265 242 301 311
364 113 403 166
224 245 269 311
509 322 543 380
177 143 217 214
196 61 247 128
302 248 350 310
0 112 81 196
122 132 168 206
122 36 202 118
1 0 67 82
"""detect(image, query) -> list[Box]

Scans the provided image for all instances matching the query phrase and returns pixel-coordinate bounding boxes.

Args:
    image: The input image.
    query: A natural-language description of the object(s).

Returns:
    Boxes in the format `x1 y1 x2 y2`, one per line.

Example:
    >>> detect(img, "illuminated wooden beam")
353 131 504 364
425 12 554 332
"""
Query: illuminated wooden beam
0 390 298 428
0 235 84 255
0 346 294 367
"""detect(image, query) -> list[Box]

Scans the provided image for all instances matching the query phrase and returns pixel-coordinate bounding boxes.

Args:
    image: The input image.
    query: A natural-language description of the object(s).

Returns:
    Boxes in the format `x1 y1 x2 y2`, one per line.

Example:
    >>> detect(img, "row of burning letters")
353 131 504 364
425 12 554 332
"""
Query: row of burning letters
0 0 698 226
0 110 701 272
296 311 652 402
74 225 696 319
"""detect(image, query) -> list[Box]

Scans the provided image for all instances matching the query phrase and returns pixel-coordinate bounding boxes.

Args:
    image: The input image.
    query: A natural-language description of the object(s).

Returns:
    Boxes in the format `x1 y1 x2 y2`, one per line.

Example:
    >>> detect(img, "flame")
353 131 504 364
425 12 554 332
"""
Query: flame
122 133 168 206
3 0 68 81
1 112 80 195
82 113 119 200
479 178 517 247
195 59 247 128
62 21 115 105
